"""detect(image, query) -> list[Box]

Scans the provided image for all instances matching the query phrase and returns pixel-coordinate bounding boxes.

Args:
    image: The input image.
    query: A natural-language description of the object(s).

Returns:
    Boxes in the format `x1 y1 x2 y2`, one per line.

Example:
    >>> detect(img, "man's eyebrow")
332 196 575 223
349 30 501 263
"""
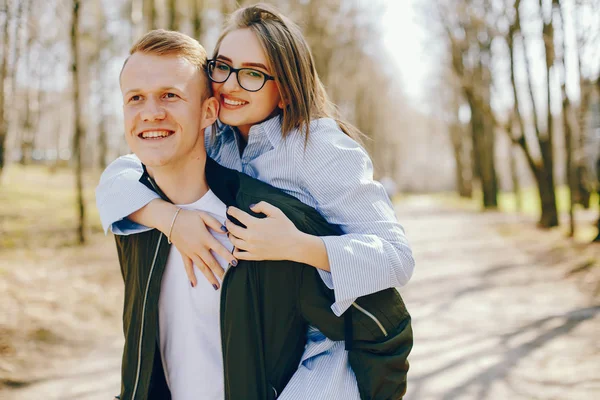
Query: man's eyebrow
216 55 269 71
124 86 182 95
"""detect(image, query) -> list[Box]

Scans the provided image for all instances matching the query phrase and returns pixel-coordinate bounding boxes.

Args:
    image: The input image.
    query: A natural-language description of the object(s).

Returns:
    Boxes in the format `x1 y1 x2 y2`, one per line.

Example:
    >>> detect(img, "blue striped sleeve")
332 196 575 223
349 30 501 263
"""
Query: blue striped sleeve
95 154 159 235
296 122 415 316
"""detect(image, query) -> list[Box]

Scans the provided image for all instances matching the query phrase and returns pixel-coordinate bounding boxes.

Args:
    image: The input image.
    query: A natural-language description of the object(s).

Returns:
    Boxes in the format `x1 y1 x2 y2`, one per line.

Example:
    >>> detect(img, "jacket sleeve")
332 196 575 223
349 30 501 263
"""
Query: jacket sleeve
295 122 415 316
95 154 160 235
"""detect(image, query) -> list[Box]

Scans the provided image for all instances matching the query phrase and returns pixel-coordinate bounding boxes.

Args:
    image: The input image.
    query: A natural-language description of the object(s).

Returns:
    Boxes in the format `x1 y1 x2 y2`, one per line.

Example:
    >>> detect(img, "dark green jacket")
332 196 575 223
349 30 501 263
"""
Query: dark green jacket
115 157 413 400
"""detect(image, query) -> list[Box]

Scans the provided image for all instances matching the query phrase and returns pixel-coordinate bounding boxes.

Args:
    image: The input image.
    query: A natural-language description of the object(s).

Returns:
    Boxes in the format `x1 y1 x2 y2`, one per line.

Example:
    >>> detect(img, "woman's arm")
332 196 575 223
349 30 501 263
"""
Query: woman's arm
96 154 236 288
95 154 160 234
295 121 415 316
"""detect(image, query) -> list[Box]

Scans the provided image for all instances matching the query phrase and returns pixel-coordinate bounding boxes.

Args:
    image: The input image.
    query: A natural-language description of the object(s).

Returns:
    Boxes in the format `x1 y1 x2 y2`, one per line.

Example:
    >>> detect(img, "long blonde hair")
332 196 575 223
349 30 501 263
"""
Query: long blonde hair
213 3 363 143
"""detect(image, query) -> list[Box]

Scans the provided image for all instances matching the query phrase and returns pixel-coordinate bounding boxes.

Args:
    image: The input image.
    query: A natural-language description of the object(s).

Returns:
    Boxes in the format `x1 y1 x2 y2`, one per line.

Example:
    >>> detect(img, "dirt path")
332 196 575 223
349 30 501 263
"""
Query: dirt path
3 199 599 400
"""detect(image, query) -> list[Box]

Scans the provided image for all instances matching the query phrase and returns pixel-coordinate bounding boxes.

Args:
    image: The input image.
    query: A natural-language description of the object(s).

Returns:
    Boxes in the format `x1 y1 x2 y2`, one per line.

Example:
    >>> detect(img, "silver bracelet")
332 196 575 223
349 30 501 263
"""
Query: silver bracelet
167 208 182 244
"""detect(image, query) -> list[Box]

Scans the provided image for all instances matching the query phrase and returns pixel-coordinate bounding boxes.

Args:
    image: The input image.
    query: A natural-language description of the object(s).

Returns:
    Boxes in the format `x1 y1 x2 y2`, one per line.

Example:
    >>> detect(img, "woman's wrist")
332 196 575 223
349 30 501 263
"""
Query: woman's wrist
292 232 331 271
129 199 179 234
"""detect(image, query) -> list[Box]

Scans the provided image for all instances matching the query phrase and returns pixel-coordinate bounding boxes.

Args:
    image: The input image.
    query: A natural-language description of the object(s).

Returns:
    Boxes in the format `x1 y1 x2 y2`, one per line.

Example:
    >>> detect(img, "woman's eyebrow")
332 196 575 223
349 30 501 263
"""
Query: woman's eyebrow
216 55 269 71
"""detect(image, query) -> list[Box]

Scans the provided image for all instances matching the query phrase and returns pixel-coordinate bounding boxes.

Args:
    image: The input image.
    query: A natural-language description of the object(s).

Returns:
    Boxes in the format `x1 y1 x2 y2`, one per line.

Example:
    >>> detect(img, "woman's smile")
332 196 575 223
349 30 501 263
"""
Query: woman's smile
221 94 249 109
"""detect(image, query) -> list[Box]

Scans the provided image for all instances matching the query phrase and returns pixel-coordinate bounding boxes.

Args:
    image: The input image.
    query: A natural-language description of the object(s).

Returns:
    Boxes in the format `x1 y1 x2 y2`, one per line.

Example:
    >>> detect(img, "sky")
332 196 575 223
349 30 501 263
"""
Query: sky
382 0 432 110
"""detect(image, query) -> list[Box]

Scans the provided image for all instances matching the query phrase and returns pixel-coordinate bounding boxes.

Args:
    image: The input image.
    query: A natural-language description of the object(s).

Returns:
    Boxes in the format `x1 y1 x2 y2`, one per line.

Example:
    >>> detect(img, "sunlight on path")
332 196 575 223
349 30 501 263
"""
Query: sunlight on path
398 202 600 400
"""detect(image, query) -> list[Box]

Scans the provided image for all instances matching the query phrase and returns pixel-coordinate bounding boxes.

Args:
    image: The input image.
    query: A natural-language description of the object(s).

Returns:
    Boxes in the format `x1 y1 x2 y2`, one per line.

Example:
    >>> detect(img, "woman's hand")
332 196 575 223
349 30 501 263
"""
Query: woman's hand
225 202 330 270
170 209 237 289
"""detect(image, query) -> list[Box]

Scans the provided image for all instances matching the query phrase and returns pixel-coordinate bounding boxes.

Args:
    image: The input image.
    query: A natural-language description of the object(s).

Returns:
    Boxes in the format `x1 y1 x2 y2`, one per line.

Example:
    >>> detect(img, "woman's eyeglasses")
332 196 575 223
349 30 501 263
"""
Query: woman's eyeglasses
207 59 275 92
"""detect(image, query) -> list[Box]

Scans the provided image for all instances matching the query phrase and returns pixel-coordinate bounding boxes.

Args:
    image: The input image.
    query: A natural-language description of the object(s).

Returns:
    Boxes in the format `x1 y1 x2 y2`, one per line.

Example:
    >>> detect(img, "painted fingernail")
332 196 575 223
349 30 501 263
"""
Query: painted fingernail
221 225 227 232
191 281 195 288
231 259 238 267
212 284 219 291
249 203 256 208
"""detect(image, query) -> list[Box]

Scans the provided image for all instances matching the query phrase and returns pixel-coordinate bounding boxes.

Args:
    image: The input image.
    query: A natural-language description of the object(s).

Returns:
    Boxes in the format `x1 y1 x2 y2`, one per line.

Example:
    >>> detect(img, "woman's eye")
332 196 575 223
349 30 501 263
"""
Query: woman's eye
243 70 264 79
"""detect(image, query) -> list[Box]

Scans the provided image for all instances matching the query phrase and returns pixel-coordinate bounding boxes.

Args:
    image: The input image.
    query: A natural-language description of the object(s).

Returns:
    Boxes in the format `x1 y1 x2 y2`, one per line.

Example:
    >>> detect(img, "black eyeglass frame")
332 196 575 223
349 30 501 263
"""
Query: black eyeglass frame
206 59 275 92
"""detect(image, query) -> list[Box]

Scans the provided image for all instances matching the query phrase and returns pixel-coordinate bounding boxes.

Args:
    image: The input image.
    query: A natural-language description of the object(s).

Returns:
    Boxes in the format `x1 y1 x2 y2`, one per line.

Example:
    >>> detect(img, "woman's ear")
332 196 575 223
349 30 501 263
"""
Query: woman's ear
200 96 219 129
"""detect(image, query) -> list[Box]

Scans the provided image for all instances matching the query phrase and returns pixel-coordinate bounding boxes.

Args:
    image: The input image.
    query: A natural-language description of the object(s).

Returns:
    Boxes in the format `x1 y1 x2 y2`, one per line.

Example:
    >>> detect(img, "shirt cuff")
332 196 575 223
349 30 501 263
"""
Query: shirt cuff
320 234 411 316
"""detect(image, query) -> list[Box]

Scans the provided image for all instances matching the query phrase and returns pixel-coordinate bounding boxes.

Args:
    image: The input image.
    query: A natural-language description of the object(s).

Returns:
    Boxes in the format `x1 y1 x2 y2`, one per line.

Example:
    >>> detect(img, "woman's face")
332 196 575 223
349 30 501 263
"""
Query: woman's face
211 28 283 139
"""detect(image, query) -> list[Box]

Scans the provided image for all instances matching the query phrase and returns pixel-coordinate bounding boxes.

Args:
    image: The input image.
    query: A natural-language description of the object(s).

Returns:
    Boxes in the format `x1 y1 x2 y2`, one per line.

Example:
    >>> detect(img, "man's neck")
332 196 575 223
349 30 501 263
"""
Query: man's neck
147 152 209 205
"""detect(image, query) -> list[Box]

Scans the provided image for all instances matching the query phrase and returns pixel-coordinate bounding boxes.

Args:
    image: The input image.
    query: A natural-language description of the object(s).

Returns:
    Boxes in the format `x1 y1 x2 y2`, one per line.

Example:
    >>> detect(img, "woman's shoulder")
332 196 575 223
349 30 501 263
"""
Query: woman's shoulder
304 118 365 153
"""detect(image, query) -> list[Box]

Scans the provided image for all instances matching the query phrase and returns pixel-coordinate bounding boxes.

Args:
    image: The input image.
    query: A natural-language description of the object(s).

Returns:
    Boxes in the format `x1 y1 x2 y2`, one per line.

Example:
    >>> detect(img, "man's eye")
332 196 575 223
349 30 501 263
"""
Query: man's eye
129 95 142 102
165 93 178 99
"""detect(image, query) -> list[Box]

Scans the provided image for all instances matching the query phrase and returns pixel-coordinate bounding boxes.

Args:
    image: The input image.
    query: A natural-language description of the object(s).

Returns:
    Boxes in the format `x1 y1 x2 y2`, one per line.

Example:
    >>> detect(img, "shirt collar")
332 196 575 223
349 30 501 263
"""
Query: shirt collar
215 115 284 149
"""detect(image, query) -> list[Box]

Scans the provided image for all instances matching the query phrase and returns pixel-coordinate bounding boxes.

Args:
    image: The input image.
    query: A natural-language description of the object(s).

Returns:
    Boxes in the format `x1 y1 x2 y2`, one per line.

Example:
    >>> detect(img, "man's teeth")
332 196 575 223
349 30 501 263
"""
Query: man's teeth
224 98 247 106
141 130 171 138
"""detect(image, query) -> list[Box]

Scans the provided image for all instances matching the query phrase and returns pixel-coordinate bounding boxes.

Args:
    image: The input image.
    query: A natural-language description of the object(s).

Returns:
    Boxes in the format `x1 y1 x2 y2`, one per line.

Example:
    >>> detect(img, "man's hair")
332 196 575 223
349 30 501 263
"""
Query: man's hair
121 29 211 99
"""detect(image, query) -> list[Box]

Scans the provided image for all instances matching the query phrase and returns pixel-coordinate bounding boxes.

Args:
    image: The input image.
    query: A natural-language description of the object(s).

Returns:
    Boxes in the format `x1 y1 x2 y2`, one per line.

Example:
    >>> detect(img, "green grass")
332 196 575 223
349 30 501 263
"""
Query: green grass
0 164 104 249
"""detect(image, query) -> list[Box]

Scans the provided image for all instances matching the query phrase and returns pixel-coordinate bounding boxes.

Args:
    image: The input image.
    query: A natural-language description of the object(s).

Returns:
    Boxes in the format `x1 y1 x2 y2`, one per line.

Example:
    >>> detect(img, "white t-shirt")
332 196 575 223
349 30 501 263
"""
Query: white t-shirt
158 189 233 400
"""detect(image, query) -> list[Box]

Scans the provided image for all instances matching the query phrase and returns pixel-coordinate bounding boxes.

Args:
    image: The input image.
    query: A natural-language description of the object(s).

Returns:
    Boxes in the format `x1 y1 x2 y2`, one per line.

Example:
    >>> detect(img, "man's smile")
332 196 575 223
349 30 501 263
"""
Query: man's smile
137 129 175 139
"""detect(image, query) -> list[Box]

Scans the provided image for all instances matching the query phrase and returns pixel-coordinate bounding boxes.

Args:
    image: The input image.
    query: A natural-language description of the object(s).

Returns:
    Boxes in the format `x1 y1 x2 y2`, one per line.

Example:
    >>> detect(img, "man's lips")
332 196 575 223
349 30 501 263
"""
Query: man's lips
137 130 175 139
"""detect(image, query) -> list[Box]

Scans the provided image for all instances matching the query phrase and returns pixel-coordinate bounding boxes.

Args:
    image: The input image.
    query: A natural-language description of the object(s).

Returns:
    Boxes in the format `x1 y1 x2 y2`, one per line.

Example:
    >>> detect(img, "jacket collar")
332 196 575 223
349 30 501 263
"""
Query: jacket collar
139 156 240 208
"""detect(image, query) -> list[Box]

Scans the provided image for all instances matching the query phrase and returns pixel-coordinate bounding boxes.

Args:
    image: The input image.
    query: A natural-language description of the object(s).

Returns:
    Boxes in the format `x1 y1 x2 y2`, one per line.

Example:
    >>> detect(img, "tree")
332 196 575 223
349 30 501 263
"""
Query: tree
0 0 11 177
439 0 499 209
504 0 559 228
71 0 85 244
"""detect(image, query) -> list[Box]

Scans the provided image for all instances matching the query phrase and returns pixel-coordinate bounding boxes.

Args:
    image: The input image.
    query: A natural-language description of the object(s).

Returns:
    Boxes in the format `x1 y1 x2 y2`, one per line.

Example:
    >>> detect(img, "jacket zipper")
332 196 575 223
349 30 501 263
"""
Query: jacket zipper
351 302 388 337
131 233 164 400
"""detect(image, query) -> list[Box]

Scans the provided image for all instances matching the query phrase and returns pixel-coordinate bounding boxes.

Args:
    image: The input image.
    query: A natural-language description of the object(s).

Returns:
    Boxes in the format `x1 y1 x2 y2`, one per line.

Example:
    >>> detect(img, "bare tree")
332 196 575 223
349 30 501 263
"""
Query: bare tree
503 0 559 228
439 0 499 209
71 0 85 244
191 0 204 40
143 0 156 31
0 0 12 177
167 0 178 31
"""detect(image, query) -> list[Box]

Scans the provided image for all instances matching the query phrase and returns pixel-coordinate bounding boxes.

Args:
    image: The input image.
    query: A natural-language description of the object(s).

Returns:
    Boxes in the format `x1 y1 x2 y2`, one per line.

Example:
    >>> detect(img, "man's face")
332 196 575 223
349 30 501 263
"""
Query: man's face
120 52 206 169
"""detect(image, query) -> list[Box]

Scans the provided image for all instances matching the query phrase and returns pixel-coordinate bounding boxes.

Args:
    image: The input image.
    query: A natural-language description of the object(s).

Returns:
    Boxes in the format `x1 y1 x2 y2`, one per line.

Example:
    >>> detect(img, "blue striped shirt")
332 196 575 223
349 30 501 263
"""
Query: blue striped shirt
95 116 415 399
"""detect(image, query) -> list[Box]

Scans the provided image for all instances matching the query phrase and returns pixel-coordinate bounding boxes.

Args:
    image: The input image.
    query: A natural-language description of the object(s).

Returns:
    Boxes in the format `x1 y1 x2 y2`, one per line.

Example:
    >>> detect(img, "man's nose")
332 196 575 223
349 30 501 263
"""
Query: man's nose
140 98 166 121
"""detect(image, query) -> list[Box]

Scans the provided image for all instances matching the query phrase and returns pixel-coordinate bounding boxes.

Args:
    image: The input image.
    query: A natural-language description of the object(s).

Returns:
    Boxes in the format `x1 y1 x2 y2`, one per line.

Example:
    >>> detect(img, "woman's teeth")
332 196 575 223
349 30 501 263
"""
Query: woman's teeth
224 98 247 106
141 130 172 138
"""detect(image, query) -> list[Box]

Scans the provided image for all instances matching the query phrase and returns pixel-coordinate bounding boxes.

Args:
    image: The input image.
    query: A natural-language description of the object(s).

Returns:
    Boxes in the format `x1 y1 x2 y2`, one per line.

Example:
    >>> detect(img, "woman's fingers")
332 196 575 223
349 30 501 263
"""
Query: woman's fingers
199 211 229 234
226 206 257 227
192 255 220 290
205 234 237 267
199 247 225 280
248 201 282 217
182 255 197 287
224 218 248 240
228 233 250 252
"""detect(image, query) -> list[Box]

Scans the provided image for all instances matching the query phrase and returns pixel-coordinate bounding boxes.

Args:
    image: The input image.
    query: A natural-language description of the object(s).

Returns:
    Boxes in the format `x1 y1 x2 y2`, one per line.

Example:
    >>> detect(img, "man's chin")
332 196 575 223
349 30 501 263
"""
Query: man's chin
132 151 171 168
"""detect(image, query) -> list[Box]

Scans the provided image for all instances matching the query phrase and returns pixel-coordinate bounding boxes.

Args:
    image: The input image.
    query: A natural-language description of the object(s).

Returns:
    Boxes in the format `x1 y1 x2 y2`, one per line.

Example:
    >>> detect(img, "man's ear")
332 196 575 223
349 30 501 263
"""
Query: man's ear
200 96 219 129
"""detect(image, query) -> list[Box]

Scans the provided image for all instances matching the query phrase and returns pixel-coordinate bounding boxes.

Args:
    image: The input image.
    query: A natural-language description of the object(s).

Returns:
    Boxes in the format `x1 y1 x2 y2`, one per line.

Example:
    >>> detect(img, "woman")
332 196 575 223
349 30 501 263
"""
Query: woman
97 4 414 399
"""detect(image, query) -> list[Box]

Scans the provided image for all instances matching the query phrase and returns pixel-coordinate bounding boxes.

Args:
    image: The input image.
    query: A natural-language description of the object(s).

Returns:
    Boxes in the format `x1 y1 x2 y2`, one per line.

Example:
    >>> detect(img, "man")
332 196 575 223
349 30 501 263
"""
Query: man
107 29 412 400
114 29 226 400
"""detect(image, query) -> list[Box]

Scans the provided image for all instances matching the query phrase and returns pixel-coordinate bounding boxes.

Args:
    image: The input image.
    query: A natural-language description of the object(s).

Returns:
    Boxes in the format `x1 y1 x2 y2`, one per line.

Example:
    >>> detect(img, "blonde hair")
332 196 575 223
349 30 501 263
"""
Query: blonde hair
214 4 363 143
123 29 211 100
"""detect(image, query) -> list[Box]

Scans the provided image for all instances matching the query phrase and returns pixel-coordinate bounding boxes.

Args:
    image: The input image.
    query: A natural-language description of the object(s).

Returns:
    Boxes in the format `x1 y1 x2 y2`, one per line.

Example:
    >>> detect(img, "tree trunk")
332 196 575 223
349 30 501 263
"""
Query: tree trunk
450 123 472 198
71 0 86 244
167 0 178 31
0 0 12 177
143 0 156 31
519 1 559 227
555 0 577 236
192 0 203 40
